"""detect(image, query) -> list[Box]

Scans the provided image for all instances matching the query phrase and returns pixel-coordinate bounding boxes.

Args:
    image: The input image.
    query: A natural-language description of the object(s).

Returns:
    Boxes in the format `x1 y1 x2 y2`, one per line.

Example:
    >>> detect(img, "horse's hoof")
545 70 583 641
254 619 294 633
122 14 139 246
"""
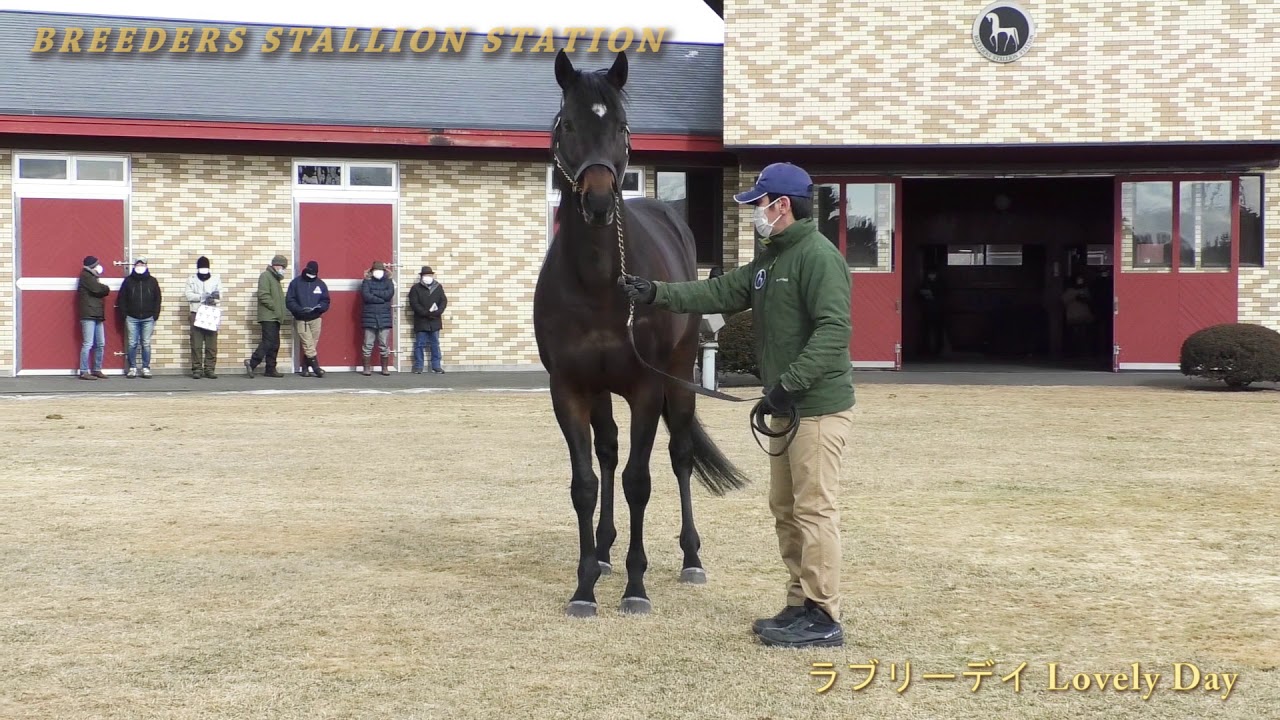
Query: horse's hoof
680 567 707 585
565 601 598 618
598 561 612 576
619 597 652 615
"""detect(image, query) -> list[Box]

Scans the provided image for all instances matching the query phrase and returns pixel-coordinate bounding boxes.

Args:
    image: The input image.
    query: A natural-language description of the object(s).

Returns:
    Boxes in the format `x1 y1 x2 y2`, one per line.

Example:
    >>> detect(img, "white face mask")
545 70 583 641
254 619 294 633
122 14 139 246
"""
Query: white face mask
94 264 104 275
422 276 434 285
197 269 210 278
134 266 146 274
753 198 782 238
305 273 316 280
272 265 284 275
372 270 385 280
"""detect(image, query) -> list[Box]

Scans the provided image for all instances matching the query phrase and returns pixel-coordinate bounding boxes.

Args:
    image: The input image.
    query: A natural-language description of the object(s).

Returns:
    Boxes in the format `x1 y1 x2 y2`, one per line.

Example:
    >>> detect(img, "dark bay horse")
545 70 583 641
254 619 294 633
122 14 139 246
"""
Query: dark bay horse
533 49 751 618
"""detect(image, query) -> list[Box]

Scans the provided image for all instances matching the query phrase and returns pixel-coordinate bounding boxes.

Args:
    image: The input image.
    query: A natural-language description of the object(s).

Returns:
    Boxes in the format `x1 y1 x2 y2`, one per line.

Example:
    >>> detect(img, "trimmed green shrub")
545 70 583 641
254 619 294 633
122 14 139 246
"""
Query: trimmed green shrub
1179 323 1280 389
716 310 758 378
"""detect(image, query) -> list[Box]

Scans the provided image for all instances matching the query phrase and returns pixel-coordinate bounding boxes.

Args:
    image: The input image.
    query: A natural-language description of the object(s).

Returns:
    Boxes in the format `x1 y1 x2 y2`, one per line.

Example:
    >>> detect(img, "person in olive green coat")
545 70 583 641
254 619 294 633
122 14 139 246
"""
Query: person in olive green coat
244 254 289 378
619 162 854 650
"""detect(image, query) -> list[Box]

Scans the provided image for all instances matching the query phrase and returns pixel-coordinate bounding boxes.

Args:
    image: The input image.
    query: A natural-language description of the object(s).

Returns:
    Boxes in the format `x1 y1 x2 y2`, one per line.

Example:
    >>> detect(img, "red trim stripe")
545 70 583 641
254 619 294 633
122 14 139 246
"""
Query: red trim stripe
0 114 724 152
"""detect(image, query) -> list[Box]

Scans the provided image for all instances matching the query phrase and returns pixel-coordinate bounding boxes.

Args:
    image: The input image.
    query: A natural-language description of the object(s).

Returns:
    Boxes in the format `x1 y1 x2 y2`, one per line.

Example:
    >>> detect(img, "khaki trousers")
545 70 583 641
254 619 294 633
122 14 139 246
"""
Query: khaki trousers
769 407 854 621
296 318 323 357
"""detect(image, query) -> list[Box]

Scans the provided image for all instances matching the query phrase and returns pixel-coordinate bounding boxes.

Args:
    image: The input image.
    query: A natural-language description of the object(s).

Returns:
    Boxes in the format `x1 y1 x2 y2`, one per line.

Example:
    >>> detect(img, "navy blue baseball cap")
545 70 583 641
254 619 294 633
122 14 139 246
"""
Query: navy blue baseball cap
734 162 814 204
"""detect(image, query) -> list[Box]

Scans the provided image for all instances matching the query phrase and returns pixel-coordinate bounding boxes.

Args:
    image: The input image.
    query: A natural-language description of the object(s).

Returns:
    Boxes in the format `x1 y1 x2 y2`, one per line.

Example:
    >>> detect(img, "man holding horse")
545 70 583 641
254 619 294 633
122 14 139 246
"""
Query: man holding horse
619 162 855 649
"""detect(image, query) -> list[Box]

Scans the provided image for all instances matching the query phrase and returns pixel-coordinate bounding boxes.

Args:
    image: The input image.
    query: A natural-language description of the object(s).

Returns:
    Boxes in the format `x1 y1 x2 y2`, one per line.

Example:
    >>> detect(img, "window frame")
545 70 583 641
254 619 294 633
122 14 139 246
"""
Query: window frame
13 152 130 186
1117 174 1246 273
292 159 398 192
1238 173 1265 268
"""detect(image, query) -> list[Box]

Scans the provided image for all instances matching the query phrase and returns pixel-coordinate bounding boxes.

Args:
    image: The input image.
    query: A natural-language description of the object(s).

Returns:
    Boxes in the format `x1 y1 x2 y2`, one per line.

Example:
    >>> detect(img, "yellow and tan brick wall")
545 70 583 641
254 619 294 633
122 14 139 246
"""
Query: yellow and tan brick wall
0 150 12 374
130 153 295 373
398 160 545 370
725 0 1280 146
1238 172 1280 331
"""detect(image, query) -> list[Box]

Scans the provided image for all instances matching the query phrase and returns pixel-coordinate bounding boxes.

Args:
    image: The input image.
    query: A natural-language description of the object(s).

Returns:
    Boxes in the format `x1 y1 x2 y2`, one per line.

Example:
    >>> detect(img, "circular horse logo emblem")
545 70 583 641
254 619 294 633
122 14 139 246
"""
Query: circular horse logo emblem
972 2 1035 63
753 268 767 290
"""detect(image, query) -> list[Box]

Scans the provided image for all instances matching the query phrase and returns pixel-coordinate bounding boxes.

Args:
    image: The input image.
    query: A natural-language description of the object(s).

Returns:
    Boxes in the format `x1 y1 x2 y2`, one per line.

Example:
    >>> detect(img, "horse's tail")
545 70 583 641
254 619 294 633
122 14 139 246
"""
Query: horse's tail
687 412 752 496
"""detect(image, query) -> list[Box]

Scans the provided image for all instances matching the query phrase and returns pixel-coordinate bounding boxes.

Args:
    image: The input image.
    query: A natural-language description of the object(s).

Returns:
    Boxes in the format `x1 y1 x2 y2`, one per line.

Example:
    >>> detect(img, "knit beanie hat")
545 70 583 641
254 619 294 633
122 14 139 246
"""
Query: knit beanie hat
304 260 319 275
271 255 288 268
83 255 99 268
197 256 210 269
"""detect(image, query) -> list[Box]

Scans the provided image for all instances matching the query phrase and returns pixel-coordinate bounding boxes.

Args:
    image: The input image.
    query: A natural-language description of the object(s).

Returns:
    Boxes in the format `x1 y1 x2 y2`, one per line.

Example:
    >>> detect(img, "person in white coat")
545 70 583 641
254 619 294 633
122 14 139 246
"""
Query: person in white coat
184 255 222 378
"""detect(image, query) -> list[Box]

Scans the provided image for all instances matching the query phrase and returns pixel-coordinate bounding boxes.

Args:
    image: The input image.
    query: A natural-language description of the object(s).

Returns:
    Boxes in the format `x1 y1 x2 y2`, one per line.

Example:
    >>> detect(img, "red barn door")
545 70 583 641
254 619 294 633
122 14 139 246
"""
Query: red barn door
17 197 128 374
814 179 903 369
1113 177 1240 370
295 201 396 370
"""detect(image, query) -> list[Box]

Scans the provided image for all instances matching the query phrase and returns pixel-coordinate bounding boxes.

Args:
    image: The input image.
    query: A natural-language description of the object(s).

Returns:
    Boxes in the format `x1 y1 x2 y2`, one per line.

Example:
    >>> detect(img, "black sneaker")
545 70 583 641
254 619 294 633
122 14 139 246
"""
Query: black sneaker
752 604 808 636
757 601 844 648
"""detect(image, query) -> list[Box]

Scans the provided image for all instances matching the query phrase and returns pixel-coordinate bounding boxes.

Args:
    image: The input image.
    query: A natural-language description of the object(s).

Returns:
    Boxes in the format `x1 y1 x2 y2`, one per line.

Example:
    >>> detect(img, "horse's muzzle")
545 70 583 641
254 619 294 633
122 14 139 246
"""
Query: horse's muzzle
576 163 620 226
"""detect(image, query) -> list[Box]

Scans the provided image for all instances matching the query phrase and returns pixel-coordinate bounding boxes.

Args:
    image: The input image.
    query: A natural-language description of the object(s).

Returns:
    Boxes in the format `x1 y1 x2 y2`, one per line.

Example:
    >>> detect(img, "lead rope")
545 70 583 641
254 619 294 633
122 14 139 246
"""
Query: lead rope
551 130 798 456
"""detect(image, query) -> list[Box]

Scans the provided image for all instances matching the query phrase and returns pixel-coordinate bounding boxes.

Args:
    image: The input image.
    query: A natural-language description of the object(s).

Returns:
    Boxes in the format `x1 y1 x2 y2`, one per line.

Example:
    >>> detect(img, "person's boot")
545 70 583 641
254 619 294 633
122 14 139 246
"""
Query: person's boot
300 361 312 378
756 600 844 648
264 365 284 378
310 356 325 378
751 604 808 636
204 364 218 379
380 357 391 376
362 355 372 376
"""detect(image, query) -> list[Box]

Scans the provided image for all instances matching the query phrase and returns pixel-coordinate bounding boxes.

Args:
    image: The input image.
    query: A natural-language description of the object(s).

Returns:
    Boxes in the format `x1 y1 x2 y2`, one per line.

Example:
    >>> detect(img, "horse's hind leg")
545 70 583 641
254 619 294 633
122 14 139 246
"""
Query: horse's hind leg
591 392 618 576
663 383 706 585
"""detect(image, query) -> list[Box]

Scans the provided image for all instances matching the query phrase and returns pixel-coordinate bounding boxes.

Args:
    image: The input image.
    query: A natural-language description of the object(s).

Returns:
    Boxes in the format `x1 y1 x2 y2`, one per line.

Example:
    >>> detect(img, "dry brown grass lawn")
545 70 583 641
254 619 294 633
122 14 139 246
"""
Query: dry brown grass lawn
1 383 1277 720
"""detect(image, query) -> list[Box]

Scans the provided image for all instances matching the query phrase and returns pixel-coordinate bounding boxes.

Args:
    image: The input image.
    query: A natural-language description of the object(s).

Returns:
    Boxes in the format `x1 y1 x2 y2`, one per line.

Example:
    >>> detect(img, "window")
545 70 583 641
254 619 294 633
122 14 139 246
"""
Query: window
293 160 396 190
657 171 687 221
546 166 645 245
985 244 1023 266
1087 244 1114 266
15 154 128 184
1122 181 1174 268
813 181 896 270
656 168 723 265
1240 175 1264 267
19 157 68 180
947 244 985 266
1179 180 1232 269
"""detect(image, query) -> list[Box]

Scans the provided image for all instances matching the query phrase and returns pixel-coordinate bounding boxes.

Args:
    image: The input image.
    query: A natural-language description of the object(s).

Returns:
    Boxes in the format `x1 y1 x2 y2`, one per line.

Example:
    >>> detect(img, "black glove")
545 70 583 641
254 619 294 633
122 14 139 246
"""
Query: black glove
763 384 794 416
617 274 657 304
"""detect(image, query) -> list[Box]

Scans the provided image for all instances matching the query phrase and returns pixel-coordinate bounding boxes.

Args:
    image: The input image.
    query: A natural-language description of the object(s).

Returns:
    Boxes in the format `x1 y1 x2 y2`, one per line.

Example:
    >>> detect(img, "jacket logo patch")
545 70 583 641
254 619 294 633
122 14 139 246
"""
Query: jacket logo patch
753 269 766 290
313 287 322 294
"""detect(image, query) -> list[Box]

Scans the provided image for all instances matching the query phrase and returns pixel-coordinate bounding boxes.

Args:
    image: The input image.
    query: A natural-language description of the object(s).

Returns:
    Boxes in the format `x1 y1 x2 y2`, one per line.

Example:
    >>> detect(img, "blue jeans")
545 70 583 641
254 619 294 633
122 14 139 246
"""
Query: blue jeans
79 319 105 373
414 330 441 370
125 316 155 369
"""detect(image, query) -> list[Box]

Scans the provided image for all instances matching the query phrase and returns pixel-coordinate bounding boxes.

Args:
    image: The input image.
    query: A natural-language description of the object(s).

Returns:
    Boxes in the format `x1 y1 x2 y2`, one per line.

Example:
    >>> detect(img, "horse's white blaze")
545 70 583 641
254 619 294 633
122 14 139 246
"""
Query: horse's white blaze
591 103 607 117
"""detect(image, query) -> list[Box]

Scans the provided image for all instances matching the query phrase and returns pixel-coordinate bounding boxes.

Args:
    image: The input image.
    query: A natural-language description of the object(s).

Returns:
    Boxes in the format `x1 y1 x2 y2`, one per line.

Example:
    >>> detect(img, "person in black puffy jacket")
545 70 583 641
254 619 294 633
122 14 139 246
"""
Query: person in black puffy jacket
360 260 396 375
286 260 331 377
117 257 162 378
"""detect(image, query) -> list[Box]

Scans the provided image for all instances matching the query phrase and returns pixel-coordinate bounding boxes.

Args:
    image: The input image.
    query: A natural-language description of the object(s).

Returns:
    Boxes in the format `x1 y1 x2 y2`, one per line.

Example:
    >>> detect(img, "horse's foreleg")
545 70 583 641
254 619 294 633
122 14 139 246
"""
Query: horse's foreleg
551 379 602 618
618 383 664 615
591 392 619 575
663 383 706 585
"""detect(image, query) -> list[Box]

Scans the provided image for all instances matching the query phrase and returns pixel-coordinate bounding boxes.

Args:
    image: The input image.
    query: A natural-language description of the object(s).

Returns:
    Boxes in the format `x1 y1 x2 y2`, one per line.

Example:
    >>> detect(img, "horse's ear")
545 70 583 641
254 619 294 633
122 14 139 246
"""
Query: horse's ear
555 49 576 91
606 51 628 89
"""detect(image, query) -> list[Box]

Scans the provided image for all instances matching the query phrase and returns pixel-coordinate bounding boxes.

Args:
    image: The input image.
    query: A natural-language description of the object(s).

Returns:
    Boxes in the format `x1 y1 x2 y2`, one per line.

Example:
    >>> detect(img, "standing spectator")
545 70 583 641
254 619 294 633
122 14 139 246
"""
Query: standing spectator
1061 275 1094 358
408 265 448 374
245 254 289 378
117 257 162 379
76 255 110 380
286 260 331 378
360 260 396 376
917 269 947 357
184 255 221 379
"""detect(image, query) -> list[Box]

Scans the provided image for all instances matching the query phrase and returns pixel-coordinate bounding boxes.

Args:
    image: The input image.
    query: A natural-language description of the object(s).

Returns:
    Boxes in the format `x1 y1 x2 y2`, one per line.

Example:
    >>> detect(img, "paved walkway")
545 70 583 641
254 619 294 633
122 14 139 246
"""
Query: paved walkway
0 365 1262 398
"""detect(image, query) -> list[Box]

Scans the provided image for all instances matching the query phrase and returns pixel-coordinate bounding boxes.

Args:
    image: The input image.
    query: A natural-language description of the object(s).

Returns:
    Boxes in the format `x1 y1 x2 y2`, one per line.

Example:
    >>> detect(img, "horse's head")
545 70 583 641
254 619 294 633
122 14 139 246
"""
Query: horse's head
551 49 631 227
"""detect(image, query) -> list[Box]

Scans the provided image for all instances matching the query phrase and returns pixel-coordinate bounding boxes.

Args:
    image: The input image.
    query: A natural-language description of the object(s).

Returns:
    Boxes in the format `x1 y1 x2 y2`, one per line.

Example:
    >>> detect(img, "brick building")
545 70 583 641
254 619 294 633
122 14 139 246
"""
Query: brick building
2 2 1278 376
726 0 1279 370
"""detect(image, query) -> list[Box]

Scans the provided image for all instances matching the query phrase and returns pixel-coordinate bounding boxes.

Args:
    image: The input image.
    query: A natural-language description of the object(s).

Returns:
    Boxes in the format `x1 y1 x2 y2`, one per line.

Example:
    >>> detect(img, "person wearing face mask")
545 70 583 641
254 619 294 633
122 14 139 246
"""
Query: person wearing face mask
408 265 448 374
116 257 162 379
359 260 396 376
184 255 222 379
244 254 289 378
76 255 111 380
618 162 855 650
286 260 331 378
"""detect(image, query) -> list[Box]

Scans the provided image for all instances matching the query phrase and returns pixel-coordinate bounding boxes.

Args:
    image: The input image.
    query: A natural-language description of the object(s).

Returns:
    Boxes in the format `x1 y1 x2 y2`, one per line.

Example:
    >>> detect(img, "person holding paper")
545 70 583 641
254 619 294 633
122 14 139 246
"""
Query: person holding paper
184 255 222 379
